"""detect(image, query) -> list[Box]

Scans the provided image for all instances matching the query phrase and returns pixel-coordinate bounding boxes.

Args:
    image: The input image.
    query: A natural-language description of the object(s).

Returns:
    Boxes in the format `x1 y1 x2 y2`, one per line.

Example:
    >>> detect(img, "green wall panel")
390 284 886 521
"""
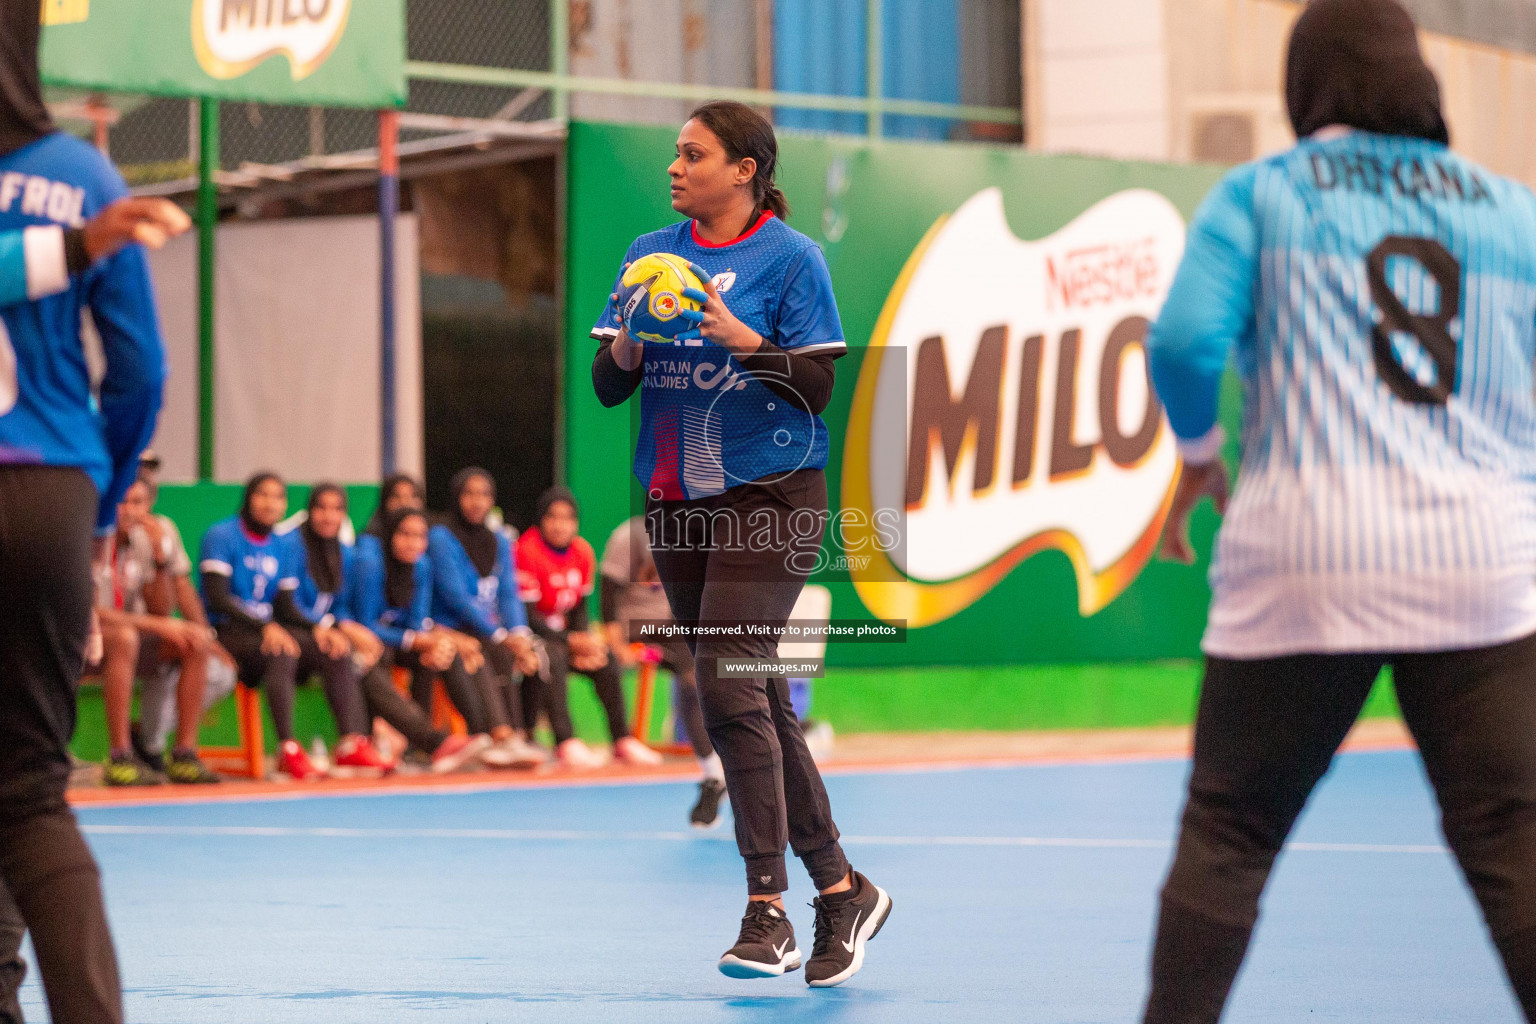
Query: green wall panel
565 119 1232 668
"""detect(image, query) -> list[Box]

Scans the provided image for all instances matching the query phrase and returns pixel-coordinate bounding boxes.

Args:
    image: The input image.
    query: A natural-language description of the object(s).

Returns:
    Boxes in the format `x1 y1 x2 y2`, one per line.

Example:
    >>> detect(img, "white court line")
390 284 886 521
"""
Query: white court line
78 823 1449 855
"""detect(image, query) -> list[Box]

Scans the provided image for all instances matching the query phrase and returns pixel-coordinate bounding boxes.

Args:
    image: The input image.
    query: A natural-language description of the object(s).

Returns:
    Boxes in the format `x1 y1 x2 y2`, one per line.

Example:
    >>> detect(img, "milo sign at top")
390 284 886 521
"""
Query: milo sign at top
41 0 402 108
195 0 352 81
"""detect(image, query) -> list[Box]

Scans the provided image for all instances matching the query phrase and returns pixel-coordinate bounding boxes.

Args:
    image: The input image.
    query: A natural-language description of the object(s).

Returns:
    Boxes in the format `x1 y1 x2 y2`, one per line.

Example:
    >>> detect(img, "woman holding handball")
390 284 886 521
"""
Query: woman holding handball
591 101 891 987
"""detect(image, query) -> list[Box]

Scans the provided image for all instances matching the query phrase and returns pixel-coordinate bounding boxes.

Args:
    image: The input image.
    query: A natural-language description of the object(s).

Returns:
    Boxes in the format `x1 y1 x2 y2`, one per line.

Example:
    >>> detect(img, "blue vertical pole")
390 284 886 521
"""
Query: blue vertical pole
379 109 400 478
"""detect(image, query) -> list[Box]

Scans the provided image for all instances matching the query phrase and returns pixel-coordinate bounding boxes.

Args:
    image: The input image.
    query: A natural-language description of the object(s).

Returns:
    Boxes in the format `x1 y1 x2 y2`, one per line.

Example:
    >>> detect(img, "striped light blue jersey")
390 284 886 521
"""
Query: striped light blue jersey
1150 130 1536 657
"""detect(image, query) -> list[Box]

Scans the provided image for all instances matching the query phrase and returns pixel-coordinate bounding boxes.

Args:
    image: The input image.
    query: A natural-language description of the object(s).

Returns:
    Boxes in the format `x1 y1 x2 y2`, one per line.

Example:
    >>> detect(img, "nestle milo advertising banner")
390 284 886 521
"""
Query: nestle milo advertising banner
565 121 1229 666
40 0 405 108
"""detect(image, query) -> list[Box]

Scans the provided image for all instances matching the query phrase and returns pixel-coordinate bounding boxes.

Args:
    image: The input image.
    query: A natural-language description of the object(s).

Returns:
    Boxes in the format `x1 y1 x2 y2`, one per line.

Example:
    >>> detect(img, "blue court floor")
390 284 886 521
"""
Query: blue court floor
21 750 1523 1023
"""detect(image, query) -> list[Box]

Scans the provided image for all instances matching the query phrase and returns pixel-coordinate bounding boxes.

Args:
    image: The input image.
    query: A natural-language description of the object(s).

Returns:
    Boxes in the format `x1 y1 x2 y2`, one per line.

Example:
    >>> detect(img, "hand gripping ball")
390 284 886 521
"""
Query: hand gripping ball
617 253 705 344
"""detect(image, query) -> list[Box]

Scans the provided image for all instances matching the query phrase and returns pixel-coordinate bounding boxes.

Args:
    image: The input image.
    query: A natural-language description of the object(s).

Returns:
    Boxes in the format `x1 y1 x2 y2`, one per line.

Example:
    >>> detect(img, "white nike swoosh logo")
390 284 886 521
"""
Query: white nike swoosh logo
773 938 791 959
840 910 863 953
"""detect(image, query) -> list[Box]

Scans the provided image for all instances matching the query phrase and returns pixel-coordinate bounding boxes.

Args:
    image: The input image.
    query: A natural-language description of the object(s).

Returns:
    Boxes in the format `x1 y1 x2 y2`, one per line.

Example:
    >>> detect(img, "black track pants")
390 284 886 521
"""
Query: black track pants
647 469 849 895
538 637 632 745
0 467 123 1023
1145 632 1536 1023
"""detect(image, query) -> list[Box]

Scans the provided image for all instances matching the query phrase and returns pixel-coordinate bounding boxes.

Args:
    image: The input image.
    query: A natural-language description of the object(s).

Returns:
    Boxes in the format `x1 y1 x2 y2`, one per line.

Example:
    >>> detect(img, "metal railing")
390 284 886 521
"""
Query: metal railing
76 0 1021 189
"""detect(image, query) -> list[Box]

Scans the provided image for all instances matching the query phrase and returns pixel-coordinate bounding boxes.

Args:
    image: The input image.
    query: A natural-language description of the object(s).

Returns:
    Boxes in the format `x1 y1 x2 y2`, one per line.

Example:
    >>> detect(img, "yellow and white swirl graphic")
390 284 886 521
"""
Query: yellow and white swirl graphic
193 0 352 81
842 188 1187 627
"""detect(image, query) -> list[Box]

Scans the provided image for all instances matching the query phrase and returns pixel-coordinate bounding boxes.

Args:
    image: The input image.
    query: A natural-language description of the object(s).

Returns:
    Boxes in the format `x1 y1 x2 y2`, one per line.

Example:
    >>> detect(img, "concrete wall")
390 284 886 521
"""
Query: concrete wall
1027 0 1536 190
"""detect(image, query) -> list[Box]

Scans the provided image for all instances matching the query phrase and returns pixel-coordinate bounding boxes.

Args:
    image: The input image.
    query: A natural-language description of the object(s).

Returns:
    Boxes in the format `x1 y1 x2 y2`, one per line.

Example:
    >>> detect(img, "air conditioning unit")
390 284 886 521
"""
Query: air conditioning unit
1186 93 1294 163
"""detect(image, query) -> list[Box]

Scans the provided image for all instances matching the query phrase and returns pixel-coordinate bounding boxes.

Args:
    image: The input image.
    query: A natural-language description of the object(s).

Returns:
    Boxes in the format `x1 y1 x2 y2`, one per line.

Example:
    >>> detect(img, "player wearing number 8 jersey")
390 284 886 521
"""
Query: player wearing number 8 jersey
1142 2 1536 1021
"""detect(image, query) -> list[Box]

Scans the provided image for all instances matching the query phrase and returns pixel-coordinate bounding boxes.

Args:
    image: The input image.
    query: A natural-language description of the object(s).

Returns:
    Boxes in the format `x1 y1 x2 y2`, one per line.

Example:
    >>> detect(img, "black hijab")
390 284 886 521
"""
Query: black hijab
0 0 54 158
534 485 578 553
1285 0 1448 145
365 473 424 539
238 472 284 539
300 483 346 596
447 467 499 577
382 507 427 610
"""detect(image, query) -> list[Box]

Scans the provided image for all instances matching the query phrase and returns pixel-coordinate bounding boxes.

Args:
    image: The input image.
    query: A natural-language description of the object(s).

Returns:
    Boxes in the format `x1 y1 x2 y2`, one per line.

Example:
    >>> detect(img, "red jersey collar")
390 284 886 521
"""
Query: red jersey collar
240 523 272 545
690 210 773 248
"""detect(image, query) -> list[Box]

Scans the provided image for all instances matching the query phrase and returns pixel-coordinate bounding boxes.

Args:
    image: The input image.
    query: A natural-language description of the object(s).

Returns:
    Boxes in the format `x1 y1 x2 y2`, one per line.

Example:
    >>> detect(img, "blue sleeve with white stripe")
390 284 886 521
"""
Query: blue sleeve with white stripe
353 543 414 647
1148 164 1259 443
428 526 500 636
411 556 434 633
774 245 845 354
0 226 68 308
84 240 167 532
198 521 237 593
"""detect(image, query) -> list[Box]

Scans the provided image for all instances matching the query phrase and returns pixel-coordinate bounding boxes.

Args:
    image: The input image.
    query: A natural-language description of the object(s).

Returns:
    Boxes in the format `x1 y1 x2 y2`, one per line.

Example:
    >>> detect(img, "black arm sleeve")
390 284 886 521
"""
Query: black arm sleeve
592 340 643 407
272 589 314 630
567 598 591 634
736 340 840 415
599 576 621 623
524 602 563 641
64 228 91 275
201 572 265 630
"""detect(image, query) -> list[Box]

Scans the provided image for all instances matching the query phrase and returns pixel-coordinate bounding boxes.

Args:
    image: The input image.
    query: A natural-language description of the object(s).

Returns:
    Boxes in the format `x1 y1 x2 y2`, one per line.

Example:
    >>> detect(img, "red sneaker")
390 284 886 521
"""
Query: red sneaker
278 739 324 782
333 735 396 776
430 733 492 774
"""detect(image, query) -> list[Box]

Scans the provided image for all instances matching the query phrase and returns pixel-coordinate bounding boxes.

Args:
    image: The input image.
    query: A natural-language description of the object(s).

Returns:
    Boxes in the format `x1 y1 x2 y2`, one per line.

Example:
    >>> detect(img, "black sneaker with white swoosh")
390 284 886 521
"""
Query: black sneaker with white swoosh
718 900 802 978
804 871 892 988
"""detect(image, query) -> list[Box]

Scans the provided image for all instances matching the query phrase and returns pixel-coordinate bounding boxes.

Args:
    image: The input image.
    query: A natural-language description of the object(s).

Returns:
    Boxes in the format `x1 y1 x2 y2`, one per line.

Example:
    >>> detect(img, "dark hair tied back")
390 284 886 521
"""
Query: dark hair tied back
689 100 790 221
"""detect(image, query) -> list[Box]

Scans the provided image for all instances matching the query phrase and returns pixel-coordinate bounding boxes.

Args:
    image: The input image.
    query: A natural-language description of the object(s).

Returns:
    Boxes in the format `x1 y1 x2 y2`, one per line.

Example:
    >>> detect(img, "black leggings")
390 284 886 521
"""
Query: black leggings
540 637 631 745
290 628 368 736
647 468 848 895
1145 631 1536 1023
0 467 122 1023
215 619 300 742
448 638 527 735
402 648 492 736
359 655 447 754
658 639 712 759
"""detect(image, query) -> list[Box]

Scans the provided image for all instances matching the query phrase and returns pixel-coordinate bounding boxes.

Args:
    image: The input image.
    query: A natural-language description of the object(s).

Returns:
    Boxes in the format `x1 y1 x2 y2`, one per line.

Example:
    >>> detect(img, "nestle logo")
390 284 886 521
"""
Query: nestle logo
1046 239 1160 312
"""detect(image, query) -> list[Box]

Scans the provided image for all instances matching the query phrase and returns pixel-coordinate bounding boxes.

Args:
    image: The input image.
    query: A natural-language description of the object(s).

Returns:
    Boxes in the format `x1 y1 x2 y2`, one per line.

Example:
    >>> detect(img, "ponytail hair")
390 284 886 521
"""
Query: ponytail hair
688 100 791 221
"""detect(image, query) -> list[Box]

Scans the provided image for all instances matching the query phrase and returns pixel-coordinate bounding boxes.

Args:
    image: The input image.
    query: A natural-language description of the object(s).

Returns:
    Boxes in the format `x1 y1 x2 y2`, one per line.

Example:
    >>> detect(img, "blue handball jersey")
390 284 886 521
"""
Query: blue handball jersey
198 518 301 627
591 212 846 500
1149 130 1536 657
0 133 166 531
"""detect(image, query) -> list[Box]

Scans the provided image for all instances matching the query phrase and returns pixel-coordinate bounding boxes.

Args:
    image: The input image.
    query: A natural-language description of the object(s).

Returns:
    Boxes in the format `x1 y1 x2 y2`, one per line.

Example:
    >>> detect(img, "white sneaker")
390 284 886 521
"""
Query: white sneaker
802 720 835 761
479 741 519 769
557 738 607 769
430 733 493 774
480 735 547 769
614 736 664 766
502 735 549 768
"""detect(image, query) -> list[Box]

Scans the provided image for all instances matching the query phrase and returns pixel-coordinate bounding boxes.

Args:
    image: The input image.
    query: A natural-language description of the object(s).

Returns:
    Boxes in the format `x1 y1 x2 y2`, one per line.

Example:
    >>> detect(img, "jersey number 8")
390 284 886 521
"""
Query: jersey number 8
1366 236 1461 406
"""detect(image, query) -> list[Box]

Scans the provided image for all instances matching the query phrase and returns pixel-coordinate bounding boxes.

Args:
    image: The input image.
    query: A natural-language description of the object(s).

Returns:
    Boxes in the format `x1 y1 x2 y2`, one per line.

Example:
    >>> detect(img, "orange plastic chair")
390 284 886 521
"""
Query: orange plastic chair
391 665 467 736
199 682 266 779
629 643 694 756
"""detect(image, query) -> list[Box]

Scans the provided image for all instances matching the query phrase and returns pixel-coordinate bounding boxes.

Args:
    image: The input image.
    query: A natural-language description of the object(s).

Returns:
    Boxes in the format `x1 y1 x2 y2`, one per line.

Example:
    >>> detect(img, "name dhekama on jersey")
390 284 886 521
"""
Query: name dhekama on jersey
1150 130 1536 657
